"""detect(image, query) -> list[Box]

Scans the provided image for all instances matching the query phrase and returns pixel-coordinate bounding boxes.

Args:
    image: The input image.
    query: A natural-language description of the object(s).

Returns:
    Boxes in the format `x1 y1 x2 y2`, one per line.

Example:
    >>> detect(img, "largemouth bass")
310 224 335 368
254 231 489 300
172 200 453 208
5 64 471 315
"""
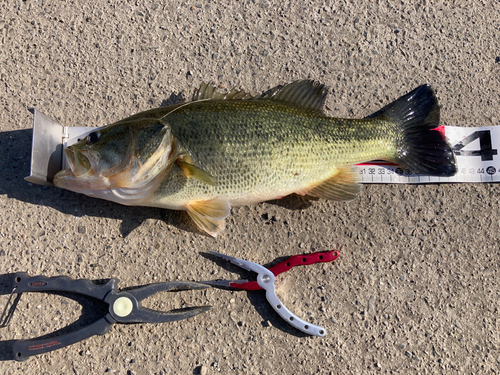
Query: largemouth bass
54 80 456 236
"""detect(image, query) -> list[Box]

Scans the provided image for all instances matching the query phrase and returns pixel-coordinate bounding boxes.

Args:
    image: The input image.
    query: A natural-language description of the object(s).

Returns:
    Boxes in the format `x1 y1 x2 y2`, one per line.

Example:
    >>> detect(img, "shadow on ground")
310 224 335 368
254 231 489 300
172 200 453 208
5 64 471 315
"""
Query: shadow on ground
0 98 314 237
0 129 163 236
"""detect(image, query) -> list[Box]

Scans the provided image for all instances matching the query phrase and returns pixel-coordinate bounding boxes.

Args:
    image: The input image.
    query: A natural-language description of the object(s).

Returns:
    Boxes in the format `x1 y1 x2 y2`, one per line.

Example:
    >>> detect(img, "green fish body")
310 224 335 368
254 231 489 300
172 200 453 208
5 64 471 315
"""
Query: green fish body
54 81 456 236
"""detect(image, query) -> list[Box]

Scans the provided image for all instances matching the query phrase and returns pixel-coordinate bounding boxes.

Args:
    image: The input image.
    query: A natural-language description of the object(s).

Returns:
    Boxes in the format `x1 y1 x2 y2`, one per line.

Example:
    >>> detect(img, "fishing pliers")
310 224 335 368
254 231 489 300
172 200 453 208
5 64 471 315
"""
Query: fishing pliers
201 249 339 337
1 272 211 361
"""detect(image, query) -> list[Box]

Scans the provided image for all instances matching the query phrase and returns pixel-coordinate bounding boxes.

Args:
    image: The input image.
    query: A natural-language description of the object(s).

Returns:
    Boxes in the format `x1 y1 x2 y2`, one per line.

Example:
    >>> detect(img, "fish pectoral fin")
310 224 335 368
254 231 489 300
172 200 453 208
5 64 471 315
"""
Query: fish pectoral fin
186 197 231 237
177 160 217 186
302 167 361 201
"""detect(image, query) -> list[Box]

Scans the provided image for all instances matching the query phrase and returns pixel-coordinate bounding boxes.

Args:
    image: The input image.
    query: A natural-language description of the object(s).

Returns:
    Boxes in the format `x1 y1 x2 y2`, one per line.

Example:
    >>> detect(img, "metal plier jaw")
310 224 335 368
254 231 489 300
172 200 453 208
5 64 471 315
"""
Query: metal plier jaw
3 272 211 361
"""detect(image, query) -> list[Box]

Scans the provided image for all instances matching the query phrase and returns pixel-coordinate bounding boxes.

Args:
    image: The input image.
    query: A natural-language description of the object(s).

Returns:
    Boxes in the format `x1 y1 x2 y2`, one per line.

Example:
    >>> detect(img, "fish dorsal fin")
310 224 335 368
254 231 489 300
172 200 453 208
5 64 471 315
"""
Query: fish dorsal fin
192 80 328 113
192 82 254 101
257 80 328 113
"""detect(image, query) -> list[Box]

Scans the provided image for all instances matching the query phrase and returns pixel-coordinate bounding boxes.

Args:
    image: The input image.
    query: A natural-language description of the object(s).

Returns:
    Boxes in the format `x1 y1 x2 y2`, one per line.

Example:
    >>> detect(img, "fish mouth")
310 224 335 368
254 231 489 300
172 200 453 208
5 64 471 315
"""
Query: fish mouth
63 146 95 177
54 147 109 191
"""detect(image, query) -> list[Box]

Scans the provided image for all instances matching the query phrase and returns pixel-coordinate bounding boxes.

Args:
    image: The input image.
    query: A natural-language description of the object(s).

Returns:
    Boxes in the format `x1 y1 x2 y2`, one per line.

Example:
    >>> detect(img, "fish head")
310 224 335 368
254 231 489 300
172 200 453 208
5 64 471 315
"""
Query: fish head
54 118 173 197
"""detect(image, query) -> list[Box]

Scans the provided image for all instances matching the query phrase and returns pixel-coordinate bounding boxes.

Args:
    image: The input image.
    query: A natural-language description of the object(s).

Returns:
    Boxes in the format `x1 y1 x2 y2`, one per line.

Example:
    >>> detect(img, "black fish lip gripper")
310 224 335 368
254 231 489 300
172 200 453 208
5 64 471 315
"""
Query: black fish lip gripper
1 272 211 361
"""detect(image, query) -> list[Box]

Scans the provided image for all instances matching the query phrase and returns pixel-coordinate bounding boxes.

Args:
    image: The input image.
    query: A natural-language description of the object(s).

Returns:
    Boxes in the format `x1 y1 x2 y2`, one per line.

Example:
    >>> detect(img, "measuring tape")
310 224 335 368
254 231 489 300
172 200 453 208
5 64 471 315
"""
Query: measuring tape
25 108 499 186
356 125 500 184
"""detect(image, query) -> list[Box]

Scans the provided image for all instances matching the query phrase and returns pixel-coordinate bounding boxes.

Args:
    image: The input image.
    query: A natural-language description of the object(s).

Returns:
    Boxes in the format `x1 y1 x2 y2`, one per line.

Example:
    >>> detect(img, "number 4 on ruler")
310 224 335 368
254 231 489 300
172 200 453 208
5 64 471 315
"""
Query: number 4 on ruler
452 130 498 161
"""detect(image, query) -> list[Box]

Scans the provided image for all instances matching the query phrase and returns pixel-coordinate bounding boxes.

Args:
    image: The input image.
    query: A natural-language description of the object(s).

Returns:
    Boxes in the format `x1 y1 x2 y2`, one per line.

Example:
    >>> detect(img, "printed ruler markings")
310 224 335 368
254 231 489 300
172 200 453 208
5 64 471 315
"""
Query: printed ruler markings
357 125 500 184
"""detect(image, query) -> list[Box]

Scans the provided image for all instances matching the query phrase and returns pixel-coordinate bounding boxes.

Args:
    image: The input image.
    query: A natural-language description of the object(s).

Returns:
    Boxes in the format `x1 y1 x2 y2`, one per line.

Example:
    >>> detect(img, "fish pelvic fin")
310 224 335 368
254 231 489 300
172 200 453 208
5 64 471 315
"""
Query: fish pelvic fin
369 84 457 177
298 167 361 201
186 197 231 237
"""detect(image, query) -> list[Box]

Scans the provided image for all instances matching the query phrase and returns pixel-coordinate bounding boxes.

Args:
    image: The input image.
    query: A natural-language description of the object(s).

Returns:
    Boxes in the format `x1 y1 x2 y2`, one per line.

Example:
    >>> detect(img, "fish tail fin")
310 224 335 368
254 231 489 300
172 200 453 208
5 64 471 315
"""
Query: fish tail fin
370 84 457 177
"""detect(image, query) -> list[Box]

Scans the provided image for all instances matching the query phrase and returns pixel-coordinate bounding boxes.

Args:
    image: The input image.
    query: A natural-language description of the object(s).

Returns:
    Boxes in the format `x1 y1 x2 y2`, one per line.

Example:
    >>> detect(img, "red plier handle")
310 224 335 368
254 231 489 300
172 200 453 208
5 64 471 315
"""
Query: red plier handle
229 249 339 290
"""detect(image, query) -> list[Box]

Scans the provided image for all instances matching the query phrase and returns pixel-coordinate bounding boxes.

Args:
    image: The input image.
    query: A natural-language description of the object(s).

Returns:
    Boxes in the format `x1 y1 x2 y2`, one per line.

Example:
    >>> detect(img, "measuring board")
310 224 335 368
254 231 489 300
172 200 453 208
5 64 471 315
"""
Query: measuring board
356 125 500 184
25 109 500 186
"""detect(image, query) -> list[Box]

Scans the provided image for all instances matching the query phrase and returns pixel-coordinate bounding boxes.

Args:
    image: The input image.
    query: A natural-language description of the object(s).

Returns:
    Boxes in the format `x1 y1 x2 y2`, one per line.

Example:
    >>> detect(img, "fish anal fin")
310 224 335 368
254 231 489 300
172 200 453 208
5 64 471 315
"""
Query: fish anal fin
186 198 231 237
302 167 361 201
176 159 216 186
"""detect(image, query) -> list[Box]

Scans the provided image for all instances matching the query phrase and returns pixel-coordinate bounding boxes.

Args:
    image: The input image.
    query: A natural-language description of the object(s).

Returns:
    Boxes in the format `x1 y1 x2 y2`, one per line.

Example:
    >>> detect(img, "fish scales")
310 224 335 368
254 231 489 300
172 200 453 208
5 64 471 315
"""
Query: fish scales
153 100 394 207
53 80 457 236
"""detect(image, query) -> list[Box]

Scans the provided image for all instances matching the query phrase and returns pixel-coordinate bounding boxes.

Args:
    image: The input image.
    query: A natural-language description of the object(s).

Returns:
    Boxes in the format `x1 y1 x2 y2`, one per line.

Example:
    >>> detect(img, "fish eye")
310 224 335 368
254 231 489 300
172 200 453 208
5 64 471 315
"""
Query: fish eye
87 131 101 144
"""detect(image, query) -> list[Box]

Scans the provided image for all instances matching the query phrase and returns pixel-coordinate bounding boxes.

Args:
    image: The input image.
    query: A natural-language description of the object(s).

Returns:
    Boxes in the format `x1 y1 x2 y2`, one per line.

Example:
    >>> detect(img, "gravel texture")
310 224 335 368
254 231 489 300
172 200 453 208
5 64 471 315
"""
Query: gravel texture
1 1 500 374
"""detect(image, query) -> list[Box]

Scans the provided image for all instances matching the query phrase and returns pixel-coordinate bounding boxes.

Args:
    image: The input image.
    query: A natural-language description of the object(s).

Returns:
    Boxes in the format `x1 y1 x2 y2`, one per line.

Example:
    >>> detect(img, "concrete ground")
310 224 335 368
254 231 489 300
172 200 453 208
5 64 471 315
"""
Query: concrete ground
1 1 499 374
